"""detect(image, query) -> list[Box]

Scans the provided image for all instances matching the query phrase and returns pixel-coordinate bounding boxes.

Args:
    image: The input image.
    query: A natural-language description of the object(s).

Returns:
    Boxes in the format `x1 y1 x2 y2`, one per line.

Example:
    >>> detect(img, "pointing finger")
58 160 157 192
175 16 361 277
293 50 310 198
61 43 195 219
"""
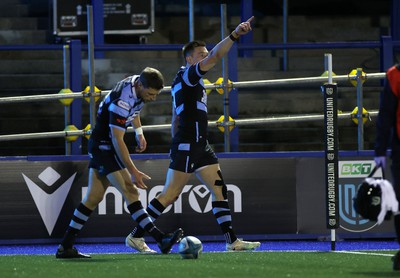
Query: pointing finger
142 174 151 180
133 181 147 189
246 16 254 23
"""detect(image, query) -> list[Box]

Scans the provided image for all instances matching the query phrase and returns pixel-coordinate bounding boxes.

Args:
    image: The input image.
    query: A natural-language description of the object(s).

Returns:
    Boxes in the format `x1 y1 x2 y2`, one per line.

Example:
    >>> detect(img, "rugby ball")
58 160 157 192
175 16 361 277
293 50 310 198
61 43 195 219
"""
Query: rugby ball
178 236 203 259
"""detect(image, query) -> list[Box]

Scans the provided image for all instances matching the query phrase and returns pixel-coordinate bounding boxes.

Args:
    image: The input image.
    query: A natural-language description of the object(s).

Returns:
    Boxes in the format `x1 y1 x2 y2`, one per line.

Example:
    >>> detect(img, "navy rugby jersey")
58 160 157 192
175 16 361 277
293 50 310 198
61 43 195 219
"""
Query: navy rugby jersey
90 75 144 144
171 63 208 144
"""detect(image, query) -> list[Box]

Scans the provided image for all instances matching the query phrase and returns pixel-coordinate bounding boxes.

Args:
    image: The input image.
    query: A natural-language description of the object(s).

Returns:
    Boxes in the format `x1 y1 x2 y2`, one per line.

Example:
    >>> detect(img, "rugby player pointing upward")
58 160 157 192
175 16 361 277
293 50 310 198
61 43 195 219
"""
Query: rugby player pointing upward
126 17 261 253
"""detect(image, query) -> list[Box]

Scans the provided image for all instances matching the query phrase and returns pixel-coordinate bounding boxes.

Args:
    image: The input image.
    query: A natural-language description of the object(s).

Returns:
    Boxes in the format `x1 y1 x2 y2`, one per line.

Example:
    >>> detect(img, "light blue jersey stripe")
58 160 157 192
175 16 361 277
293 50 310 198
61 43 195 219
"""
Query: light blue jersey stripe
196 101 207 112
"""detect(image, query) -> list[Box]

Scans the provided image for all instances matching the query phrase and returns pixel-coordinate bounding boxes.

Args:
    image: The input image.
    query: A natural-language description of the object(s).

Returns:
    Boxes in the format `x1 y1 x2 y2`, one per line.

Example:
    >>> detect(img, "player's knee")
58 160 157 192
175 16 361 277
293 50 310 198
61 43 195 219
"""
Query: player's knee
83 193 103 207
123 182 140 199
212 184 227 200
215 170 227 199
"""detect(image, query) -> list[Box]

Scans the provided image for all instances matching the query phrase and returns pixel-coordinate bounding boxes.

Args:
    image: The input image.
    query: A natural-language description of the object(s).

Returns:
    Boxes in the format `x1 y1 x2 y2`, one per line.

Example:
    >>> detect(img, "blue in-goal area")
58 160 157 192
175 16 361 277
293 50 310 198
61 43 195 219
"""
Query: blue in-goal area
0 240 398 256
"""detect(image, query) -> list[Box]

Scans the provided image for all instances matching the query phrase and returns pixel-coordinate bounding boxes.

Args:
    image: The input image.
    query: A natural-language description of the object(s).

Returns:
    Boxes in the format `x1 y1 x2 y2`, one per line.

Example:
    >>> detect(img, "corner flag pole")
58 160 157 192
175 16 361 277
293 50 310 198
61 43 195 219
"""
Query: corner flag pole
322 53 339 251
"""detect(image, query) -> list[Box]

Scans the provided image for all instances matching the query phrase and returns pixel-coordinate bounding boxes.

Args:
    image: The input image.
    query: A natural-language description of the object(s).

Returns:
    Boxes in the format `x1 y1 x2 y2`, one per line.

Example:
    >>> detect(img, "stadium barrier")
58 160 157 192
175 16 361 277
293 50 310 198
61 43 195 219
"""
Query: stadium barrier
0 71 385 144
0 151 395 245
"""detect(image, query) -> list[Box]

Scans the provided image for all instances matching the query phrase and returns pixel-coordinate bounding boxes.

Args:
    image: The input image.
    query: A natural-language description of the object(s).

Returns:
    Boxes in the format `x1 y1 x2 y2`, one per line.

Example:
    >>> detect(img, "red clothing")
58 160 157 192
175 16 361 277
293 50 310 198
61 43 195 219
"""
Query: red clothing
386 65 400 139
375 65 400 157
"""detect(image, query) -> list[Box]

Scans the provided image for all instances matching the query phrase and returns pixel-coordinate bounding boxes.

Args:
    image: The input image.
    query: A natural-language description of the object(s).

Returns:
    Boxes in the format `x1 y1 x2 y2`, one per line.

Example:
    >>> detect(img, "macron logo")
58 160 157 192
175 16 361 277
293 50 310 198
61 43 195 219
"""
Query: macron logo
22 167 76 235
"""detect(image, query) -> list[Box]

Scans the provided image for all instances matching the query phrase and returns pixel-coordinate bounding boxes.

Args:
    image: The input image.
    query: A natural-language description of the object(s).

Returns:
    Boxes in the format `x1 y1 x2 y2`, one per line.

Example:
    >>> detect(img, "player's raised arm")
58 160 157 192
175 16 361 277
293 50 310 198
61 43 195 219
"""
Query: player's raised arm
199 16 254 72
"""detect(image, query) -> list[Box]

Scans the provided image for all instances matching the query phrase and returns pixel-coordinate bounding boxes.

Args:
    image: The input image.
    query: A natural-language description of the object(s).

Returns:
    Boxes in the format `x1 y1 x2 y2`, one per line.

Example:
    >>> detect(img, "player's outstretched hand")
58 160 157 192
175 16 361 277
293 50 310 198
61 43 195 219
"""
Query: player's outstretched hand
235 16 254 36
132 170 151 189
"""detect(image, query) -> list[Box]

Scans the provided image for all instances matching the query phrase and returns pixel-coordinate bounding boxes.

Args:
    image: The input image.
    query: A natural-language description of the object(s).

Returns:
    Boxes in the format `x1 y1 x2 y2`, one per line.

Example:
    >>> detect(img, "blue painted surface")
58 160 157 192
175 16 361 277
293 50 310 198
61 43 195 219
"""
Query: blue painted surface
0 240 398 255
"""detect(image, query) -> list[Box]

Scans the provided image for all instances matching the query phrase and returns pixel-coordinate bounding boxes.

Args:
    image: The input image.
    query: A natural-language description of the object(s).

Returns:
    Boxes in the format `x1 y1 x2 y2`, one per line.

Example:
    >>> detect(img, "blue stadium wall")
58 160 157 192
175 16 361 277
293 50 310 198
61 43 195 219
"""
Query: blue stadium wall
0 151 395 244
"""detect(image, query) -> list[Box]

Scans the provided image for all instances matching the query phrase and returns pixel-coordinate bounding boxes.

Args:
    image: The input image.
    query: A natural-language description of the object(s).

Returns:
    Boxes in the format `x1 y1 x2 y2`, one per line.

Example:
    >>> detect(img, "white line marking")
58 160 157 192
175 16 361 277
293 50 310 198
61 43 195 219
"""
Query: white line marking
336 250 394 257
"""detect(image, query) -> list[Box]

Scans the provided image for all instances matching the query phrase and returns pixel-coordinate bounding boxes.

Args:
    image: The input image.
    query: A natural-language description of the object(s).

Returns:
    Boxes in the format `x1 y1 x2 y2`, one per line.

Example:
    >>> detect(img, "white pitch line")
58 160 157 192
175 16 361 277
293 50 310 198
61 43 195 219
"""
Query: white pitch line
336 250 394 257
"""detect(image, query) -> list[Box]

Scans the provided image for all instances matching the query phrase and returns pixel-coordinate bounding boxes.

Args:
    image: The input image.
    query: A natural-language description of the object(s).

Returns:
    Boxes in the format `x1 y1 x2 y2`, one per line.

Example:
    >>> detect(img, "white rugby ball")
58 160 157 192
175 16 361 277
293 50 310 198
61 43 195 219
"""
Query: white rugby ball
178 236 203 259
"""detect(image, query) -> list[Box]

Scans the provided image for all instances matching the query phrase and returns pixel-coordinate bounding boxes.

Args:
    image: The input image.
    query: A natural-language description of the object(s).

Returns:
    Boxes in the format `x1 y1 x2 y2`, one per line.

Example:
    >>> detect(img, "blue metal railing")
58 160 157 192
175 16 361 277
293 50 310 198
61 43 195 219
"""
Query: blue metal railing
0 36 398 154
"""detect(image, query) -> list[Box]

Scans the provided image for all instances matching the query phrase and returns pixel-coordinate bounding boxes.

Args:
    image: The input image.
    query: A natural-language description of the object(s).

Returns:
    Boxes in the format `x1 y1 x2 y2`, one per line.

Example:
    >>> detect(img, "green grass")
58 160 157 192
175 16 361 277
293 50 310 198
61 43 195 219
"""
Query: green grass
0 251 398 278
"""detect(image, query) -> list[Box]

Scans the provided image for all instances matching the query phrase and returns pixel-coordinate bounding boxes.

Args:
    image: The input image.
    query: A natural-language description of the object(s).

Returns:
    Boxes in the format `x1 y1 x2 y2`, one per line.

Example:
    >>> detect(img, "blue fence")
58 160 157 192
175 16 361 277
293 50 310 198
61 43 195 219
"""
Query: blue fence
0 35 398 154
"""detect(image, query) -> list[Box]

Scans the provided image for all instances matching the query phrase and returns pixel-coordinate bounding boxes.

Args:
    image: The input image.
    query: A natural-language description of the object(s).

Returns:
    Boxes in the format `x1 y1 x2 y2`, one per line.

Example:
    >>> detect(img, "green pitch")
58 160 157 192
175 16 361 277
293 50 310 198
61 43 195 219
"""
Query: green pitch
0 251 396 278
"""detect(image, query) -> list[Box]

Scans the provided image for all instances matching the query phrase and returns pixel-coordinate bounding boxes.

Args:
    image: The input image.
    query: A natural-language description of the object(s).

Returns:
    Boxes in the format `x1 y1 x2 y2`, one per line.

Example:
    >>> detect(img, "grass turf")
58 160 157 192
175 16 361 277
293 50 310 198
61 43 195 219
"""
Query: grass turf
0 251 398 278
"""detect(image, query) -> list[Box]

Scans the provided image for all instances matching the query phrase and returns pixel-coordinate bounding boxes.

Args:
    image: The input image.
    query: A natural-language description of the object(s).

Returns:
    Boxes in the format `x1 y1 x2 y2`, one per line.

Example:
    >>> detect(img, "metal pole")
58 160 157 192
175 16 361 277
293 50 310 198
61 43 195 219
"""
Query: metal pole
63 44 71 155
189 0 195 41
87 5 97 131
239 0 253 57
283 0 288 71
323 53 339 251
0 111 380 142
92 0 104 59
356 68 364 151
325 53 333 84
220 4 230 152
69 40 83 155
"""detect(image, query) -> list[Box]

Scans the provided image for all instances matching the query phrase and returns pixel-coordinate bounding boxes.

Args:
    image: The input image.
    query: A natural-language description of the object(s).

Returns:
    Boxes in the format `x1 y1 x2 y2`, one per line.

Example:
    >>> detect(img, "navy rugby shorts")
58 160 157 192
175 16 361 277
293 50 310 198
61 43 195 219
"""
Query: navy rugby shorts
169 141 218 173
87 139 124 176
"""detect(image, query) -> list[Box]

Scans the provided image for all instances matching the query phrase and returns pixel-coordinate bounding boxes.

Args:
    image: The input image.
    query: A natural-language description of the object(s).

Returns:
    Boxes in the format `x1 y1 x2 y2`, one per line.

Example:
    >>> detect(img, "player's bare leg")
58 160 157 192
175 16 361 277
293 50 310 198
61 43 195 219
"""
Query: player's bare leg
109 169 183 254
125 168 188 253
157 169 191 206
196 164 261 251
56 168 108 259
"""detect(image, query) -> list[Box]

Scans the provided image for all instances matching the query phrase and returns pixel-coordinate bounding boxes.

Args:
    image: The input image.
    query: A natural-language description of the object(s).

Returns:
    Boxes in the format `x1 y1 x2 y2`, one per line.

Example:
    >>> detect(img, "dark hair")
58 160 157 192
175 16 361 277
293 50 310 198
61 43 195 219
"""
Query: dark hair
139 67 164 90
182 40 206 60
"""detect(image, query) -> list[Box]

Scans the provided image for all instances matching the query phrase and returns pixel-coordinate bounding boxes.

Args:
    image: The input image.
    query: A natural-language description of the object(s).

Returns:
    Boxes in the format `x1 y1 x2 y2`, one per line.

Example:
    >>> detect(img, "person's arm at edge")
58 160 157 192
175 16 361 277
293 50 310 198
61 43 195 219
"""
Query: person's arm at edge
199 16 254 72
375 79 397 157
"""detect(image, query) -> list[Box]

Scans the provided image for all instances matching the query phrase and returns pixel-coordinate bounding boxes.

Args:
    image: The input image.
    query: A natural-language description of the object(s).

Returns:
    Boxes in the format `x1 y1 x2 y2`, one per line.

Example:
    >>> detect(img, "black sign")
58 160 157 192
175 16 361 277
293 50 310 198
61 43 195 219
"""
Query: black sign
0 157 296 242
53 0 154 36
323 83 339 230
0 154 395 244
